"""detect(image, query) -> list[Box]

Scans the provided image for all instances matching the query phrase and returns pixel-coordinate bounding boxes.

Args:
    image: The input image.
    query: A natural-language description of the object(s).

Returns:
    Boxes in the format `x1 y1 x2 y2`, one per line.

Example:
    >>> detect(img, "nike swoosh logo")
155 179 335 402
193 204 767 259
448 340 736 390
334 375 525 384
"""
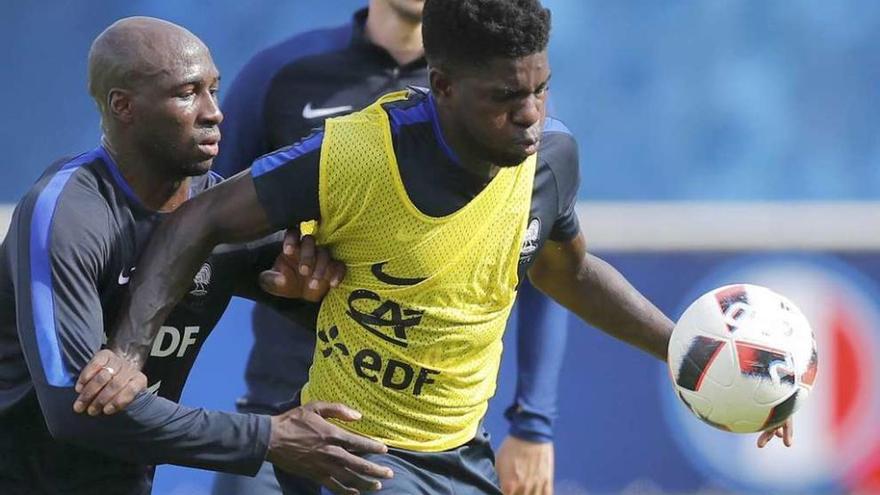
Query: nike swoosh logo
371 262 426 286
118 266 136 285
302 102 353 119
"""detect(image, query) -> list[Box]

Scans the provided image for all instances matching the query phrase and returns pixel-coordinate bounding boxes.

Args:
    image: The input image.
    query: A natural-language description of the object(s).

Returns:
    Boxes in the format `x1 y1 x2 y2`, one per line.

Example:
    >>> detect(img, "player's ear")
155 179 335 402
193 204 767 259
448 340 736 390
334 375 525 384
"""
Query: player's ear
429 67 453 100
107 88 135 124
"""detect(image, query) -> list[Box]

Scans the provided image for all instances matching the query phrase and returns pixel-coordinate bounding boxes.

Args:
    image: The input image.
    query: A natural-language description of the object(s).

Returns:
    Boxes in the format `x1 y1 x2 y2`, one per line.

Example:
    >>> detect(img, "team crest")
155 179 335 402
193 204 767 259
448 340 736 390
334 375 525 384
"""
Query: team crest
520 218 541 261
190 262 212 296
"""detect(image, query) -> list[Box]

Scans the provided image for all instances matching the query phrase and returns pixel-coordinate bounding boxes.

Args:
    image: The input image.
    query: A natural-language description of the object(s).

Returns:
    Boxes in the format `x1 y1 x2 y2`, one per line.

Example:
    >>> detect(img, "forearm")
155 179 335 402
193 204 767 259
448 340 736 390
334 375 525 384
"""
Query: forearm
111 176 273 365
531 251 672 361
40 386 270 475
112 202 220 365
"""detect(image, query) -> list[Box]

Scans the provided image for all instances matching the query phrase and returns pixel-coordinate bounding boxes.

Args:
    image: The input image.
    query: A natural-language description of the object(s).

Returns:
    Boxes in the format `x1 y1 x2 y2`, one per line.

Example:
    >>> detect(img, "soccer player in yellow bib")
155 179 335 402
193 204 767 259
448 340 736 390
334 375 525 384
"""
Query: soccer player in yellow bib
76 0 792 493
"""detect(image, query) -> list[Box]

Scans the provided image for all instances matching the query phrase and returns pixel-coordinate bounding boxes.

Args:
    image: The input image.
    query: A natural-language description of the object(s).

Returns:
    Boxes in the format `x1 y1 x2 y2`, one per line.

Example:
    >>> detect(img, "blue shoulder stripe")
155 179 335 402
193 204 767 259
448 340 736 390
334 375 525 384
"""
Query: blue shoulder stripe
387 98 432 134
251 131 324 178
386 92 461 164
29 147 101 387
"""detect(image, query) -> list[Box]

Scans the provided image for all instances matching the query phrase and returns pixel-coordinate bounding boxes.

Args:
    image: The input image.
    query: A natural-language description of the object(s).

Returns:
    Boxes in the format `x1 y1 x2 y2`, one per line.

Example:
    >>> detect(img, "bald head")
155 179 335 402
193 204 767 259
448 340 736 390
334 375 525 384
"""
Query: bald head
88 16 208 117
87 16 222 178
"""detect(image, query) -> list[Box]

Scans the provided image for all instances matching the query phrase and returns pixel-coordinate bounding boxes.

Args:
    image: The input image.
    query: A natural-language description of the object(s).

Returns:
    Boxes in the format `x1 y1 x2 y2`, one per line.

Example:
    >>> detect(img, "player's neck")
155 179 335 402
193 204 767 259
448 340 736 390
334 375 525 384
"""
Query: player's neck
365 3 424 66
103 138 191 213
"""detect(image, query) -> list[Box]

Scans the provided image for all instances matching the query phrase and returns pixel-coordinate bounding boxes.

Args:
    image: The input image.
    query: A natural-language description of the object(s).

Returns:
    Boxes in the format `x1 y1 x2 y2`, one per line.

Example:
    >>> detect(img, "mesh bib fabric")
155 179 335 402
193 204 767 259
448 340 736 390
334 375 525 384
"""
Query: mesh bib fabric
301 91 537 451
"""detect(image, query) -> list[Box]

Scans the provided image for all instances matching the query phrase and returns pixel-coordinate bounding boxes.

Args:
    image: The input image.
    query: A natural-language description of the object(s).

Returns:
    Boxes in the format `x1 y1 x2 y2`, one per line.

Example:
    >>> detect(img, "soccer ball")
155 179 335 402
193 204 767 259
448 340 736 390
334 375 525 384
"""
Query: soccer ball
667 284 818 433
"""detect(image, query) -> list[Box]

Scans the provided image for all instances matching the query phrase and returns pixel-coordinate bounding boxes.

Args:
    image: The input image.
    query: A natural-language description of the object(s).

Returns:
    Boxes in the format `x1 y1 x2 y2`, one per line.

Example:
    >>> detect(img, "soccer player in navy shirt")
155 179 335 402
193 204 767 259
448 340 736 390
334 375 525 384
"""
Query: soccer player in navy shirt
213 2 567 493
0 17 391 494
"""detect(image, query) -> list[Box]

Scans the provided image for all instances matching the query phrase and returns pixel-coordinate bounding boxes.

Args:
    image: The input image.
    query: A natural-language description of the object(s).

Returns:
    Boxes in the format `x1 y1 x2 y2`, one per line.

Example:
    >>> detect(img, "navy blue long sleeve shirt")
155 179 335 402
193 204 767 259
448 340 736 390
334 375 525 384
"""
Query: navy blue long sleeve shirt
0 147 319 491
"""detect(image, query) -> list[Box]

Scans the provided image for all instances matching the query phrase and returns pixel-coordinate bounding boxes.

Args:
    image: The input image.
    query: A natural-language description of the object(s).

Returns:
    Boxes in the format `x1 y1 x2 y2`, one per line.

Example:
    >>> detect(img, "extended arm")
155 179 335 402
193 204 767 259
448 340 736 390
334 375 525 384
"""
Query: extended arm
496 282 568 495
528 232 673 361
9 190 269 474
112 132 324 366
112 173 276 366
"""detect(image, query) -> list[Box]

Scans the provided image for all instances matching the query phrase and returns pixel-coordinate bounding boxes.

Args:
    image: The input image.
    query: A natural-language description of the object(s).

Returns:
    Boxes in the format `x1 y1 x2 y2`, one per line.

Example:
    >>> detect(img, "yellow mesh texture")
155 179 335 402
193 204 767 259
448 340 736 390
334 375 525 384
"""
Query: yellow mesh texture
301 91 537 451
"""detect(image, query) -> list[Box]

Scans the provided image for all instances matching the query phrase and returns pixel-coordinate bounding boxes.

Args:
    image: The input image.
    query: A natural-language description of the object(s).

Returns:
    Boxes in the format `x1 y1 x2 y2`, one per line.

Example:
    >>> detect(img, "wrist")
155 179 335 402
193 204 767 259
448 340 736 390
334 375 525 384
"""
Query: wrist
109 344 148 370
505 404 554 443
266 415 281 463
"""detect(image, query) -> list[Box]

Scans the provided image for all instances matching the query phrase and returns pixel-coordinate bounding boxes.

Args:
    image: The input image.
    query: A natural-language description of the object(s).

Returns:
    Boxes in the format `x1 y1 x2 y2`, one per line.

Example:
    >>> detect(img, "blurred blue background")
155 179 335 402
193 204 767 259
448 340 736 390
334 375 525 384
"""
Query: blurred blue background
3 2 880 494
2 1 879 201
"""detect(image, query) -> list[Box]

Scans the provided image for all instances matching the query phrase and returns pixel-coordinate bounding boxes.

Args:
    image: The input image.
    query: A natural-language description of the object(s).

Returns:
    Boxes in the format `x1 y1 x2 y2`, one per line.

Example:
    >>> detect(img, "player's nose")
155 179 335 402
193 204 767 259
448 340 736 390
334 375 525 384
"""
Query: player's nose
198 90 223 126
511 94 542 129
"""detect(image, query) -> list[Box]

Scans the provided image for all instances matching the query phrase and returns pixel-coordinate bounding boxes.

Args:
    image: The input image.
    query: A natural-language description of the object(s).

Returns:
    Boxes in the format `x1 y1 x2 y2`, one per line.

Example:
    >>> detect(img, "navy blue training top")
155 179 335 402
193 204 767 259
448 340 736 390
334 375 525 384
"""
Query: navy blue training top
0 146 318 487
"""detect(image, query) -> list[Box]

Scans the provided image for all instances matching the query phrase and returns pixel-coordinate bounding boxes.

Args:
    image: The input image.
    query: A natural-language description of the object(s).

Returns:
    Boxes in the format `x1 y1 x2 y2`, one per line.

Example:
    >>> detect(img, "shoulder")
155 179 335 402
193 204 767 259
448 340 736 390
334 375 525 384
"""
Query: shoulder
252 130 325 178
20 151 113 261
22 150 109 220
381 87 433 131
539 117 579 178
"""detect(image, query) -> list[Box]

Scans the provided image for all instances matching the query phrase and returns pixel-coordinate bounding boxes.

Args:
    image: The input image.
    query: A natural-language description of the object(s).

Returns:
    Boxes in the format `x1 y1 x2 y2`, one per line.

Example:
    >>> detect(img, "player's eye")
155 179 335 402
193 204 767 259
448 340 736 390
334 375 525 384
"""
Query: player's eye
176 86 196 99
492 90 516 103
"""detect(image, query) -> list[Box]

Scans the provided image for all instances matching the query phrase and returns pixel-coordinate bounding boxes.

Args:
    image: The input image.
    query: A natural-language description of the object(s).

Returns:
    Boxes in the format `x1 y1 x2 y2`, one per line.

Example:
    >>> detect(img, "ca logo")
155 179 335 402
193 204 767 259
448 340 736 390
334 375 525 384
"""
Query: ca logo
346 289 423 347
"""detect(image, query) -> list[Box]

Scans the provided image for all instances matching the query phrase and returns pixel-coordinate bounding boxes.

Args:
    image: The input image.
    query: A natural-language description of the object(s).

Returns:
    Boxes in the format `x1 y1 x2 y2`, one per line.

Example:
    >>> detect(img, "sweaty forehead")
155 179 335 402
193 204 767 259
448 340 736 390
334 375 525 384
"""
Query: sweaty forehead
157 39 218 85
467 52 550 89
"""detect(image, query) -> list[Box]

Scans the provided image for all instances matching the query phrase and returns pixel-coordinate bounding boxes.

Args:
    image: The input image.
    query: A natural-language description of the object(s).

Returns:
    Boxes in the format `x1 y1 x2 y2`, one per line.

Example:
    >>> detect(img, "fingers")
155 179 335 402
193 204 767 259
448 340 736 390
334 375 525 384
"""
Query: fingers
323 454 389 491
301 248 333 302
328 260 345 288
305 401 362 422
309 247 330 290
259 268 292 297
319 467 383 495
303 402 390 456
283 228 301 258
783 418 794 447
298 235 316 277
756 429 774 448
75 349 112 395
77 367 147 416
73 350 149 415
318 476 357 495
73 364 116 414
333 449 394 480
756 422 793 449
97 370 147 415
264 228 344 301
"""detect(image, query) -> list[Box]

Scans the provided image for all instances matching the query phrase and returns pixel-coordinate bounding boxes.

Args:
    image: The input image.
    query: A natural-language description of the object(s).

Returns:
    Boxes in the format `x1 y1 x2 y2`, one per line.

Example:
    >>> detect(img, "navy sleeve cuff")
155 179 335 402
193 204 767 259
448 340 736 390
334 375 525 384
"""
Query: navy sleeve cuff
249 413 273 475
504 403 554 443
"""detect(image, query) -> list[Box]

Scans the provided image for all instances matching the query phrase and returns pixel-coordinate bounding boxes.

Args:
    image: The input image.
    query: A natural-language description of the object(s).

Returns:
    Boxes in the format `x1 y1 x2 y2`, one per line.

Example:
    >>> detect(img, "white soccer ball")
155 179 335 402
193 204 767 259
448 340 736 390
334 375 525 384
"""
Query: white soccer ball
668 284 818 433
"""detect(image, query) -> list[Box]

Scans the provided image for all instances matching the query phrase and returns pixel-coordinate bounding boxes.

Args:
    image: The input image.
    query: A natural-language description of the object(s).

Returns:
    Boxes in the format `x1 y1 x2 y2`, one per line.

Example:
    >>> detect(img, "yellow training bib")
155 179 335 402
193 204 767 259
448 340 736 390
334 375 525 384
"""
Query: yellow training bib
301 91 536 451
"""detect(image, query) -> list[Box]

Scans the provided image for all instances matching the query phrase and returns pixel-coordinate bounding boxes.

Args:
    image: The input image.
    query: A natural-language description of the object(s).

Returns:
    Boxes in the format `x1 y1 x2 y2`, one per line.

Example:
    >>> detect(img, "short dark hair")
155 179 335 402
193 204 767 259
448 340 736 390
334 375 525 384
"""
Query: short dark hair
422 0 551 71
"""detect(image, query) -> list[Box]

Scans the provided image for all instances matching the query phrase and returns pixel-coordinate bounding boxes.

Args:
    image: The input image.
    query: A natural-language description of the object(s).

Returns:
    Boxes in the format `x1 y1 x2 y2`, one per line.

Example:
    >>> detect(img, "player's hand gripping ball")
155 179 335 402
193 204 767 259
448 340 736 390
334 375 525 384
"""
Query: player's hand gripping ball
668 284 818 433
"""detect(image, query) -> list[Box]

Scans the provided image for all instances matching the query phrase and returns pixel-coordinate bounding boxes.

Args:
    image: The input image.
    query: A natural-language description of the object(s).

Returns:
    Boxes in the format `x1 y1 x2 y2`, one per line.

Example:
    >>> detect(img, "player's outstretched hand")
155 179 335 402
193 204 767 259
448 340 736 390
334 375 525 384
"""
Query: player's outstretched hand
259 228 345 302
268 401 393 494
496 435 554 495
73 349 148 416
757 417 793 448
